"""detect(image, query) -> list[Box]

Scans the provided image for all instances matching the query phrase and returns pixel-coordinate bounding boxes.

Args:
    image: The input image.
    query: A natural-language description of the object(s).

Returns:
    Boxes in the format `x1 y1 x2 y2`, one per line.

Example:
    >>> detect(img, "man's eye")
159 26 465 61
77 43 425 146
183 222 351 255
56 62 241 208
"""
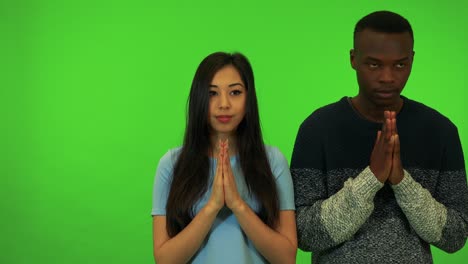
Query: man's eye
395 63 406 68
368 63 379 69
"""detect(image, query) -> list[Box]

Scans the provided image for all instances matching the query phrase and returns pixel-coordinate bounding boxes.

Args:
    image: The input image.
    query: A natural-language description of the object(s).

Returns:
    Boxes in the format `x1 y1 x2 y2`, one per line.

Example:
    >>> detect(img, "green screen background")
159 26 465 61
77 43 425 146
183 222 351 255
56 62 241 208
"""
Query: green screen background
2 0 467 263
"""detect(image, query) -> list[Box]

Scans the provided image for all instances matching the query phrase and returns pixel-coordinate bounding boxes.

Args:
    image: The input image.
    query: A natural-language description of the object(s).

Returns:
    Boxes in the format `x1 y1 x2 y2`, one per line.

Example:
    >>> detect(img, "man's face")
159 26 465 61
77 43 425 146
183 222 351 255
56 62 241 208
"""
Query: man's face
351 29 414 108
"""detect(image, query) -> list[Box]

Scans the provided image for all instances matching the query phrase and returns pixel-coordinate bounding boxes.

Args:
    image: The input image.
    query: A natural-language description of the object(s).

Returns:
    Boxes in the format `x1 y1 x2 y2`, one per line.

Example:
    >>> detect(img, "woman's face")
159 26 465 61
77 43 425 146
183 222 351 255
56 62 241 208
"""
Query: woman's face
207 65 246 139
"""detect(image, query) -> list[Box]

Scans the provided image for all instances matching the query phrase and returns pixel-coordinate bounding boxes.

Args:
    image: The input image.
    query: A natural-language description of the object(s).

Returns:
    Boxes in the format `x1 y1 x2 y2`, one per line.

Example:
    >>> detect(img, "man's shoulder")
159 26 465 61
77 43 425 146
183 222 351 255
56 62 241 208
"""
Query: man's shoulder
300 96 349 126
403 97 456 129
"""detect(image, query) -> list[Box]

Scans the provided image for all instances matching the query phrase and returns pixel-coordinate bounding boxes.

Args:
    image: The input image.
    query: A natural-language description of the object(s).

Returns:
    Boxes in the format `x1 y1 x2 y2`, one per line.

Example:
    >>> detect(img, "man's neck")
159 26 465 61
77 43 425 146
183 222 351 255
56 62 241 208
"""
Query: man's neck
350 96 403 123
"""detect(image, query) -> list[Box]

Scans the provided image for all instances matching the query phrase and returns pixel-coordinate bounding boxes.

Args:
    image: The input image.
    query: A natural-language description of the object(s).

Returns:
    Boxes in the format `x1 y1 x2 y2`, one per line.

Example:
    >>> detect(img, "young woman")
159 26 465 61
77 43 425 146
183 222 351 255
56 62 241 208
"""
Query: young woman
151 52 297 264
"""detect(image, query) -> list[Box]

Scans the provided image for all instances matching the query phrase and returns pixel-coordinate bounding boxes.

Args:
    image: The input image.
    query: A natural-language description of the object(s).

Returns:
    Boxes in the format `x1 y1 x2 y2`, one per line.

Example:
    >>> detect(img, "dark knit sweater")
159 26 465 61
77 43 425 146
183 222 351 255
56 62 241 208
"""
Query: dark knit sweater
291 96 468 263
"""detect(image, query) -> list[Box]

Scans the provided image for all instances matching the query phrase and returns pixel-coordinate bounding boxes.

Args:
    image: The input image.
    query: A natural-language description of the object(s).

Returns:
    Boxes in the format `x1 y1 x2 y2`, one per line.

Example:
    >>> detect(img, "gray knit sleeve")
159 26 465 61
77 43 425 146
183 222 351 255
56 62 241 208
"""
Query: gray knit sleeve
392 170 468 252
392 171 447 242
294 166 383 251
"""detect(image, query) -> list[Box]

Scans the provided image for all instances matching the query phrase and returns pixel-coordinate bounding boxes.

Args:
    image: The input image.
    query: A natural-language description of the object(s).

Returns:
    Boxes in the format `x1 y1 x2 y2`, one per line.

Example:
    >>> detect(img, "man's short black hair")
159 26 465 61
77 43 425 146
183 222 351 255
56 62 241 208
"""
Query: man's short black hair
354 11 413 47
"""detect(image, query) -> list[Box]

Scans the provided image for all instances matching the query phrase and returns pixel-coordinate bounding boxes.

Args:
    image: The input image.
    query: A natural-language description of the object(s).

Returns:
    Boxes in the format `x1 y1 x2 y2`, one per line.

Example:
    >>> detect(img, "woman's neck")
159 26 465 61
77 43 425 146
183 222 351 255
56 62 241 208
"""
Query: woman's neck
209 134 238 157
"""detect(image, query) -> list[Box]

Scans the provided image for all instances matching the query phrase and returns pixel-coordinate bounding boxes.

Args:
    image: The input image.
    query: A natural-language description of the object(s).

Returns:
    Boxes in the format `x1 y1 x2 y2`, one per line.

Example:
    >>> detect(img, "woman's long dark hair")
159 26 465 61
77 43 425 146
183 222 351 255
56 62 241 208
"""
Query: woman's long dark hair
165 52 279 237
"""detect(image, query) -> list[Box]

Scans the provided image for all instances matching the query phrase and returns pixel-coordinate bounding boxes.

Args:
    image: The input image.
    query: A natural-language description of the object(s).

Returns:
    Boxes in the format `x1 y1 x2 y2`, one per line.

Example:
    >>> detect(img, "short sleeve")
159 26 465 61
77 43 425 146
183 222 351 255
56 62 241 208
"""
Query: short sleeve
267 146 295 210
151 148 179 216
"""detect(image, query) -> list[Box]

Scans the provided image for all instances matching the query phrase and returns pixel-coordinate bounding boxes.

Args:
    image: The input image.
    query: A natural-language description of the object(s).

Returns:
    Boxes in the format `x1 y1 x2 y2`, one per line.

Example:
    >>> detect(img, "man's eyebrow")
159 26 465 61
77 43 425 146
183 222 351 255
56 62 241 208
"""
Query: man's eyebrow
396 56 411 61
365 56 381 61
366 56 410 61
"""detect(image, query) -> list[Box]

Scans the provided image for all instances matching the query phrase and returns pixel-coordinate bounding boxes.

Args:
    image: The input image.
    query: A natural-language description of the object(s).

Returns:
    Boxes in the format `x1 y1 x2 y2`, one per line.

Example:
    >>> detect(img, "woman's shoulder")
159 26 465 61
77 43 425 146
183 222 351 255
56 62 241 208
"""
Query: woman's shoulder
157 146 183 169
264 145 287 163
154 147 183 183
264 145 280 155
264 145 293 184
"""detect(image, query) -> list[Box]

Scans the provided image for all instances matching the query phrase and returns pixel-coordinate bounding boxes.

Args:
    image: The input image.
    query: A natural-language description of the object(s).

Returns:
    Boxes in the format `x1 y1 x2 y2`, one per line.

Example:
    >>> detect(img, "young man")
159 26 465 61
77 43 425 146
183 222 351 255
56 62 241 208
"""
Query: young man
291 11 468 263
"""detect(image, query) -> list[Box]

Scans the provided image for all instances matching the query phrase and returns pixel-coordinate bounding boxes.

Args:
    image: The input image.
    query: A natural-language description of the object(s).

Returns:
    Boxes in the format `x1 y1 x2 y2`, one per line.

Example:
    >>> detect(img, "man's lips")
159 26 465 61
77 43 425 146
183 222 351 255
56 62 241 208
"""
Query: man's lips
216 115 233 123
375 89 398 98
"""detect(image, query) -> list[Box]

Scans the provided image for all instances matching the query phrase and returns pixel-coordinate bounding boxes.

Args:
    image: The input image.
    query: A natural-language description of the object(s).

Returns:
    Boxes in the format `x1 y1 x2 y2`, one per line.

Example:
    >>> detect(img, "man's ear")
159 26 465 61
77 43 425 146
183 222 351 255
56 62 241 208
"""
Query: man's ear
350 49 356 69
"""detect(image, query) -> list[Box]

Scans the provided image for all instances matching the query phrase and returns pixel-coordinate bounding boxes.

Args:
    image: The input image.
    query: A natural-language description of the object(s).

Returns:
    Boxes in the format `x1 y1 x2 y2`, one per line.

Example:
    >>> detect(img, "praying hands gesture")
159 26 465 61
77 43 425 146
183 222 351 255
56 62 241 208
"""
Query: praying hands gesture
207 139 245 213
370 111 404 184
207 139 297 264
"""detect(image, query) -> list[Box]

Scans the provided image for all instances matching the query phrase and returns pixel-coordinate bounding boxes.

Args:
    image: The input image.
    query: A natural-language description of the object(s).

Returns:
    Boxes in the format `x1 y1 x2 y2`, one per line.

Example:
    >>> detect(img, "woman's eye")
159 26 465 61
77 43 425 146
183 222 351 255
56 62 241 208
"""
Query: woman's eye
209 91 217 97
230 90 242 96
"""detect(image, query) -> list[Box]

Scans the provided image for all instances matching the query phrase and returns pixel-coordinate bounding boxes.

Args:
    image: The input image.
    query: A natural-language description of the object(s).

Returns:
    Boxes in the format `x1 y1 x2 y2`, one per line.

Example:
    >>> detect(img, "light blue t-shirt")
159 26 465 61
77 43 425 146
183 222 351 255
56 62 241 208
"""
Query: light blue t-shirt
152 145 295 264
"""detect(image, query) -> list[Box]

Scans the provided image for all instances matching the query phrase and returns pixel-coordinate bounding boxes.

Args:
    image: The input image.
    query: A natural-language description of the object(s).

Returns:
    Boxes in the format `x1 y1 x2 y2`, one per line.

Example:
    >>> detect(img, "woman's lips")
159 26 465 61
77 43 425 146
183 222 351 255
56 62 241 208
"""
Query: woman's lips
216 115 232 123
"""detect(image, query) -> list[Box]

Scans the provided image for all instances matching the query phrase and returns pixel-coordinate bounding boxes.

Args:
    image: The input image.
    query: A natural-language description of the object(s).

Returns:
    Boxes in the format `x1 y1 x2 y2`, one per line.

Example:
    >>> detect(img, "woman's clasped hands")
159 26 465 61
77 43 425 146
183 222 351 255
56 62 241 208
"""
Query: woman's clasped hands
208 139 245 213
